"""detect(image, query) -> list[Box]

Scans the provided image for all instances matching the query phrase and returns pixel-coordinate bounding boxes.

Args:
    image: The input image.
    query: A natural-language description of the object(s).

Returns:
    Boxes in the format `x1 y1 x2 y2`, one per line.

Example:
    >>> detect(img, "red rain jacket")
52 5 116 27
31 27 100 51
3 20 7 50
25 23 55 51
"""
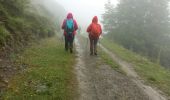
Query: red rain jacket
87 16 102 38
62 13 78 36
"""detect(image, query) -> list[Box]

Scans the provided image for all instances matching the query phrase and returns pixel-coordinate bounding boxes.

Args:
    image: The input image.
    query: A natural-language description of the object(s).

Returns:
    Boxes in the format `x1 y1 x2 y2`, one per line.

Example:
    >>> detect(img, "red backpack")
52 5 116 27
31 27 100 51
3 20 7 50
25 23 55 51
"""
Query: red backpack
90 23 101 38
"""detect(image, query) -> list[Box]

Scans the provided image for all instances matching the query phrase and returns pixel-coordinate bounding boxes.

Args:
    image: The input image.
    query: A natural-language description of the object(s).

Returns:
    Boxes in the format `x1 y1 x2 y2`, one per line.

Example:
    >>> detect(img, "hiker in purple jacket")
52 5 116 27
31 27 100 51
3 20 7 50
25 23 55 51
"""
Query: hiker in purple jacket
62 13 78 53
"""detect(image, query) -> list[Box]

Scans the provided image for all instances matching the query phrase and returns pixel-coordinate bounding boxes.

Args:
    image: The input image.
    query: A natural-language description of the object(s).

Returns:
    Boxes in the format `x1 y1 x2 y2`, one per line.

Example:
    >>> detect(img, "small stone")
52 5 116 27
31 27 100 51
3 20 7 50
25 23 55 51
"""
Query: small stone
3 79 8 84
36 85 48 94
6 66 12 68
0 80 8 88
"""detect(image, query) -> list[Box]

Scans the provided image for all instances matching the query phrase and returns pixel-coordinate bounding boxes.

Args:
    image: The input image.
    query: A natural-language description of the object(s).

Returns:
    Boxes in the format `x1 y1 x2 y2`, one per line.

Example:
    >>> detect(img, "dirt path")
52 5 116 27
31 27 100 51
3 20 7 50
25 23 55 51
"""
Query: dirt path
99 45 167 100
74 36 149 100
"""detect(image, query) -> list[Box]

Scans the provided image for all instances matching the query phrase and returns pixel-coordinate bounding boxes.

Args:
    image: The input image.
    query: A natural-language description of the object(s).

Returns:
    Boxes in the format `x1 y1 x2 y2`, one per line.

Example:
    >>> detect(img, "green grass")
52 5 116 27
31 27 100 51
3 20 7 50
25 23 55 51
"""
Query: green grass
0 25 10 44
3 37 77 100
98 48 123 73
101 38 170 96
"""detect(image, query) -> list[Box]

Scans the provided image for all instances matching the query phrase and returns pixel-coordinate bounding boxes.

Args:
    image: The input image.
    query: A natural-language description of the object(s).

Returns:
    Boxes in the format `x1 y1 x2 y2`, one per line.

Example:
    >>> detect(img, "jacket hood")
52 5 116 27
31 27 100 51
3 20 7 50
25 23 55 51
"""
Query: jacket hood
67 13 73 19
92 16 98 24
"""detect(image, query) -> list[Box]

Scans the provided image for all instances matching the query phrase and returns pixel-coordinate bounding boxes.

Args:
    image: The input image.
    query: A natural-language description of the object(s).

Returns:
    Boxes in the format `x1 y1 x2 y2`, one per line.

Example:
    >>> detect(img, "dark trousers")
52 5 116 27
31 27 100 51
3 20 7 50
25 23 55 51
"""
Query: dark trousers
65 34 74 52
89 35 99 54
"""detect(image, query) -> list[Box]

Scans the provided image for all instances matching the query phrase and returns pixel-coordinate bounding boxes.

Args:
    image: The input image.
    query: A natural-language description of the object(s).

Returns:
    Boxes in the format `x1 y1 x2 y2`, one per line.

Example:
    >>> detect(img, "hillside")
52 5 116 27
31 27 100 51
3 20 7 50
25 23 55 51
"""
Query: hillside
0 0 65 54
1 0 170 100
0 0 66 97
2 37 76 99
101 38 170 98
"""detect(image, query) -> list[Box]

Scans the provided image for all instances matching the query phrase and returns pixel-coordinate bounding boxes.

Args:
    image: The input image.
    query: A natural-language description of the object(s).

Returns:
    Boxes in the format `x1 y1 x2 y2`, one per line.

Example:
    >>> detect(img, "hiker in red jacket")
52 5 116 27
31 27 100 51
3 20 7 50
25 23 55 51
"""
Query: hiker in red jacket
62 13 78 53
87 16 102 55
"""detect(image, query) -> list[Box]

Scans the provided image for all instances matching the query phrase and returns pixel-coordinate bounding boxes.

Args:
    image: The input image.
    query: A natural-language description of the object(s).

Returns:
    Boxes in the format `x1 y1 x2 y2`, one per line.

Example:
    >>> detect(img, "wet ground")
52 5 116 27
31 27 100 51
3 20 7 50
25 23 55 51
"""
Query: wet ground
100 45 167 100
0 35 167 100
74 36 150 100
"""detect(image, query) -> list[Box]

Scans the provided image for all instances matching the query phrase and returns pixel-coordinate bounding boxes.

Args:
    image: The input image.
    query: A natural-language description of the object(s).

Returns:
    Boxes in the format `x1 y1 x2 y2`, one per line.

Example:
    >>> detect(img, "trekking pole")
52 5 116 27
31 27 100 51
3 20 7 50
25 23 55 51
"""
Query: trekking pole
85 37 89 52
98 35 102 45
61 34 65 47
73 35 76 51
62 34 65 42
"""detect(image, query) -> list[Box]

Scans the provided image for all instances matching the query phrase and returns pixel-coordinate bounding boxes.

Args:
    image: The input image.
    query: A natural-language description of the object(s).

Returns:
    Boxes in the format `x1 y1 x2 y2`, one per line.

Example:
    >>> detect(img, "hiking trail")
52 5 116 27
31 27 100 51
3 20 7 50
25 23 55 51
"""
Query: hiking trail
99 44 167 100
74 36 155 100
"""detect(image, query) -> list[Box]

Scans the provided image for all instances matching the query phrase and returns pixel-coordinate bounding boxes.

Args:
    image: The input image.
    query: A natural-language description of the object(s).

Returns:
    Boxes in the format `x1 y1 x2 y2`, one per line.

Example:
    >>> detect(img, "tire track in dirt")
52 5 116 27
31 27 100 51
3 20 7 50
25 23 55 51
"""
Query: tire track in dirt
99 44 167 100
74 36 149 100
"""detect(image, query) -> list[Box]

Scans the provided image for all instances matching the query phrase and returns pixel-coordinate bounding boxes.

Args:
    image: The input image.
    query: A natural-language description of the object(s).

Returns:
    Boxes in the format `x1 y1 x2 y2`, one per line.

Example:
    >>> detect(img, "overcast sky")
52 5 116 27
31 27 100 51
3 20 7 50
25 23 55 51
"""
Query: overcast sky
54 0 118 29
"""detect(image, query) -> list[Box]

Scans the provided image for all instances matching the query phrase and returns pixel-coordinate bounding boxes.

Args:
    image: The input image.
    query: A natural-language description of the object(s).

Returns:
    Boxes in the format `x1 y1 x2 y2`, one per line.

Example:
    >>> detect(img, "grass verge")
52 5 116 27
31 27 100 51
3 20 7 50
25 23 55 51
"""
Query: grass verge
98 48 123 73
101 38 170 96
3 37 77 100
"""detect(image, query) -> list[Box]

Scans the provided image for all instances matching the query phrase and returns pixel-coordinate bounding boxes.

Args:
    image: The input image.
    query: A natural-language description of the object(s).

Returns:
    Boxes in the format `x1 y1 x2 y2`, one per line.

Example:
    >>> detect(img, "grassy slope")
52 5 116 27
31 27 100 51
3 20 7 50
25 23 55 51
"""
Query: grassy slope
101 38 170 96
3 37 77 100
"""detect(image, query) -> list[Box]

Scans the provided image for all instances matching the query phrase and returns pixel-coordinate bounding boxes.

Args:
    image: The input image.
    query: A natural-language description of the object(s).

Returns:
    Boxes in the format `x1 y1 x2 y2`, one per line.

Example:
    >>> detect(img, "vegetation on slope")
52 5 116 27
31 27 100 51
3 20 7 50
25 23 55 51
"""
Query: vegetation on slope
0 0 65 54
102 0 170 68
2 37 77 100
101 38 170 96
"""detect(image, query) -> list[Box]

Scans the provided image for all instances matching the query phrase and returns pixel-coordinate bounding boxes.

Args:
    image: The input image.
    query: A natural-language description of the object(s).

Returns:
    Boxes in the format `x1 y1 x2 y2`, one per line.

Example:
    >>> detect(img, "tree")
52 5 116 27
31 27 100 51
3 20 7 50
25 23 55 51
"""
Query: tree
103 0 170 66
102 0 115 34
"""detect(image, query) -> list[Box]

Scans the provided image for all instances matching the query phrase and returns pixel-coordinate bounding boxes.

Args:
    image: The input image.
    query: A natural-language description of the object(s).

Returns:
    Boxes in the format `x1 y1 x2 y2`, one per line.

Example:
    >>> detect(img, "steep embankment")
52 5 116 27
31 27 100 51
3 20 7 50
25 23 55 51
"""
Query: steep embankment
0 0 57 53
0 0 65 97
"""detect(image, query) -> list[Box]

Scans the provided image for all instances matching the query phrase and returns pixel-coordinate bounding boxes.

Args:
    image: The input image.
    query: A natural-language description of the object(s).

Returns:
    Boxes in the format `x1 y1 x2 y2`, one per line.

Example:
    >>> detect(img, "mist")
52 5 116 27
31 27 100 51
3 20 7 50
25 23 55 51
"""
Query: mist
30 0 66 24
29 0 170 68
56 0 118 29
32 0 118 30
1 0 170 99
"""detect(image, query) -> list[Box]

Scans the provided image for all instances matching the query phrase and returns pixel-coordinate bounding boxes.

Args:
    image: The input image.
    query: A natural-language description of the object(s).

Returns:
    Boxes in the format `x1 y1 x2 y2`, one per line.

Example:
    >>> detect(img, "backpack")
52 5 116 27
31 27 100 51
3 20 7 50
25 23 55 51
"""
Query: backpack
65 19 74 35
90 23 101 38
